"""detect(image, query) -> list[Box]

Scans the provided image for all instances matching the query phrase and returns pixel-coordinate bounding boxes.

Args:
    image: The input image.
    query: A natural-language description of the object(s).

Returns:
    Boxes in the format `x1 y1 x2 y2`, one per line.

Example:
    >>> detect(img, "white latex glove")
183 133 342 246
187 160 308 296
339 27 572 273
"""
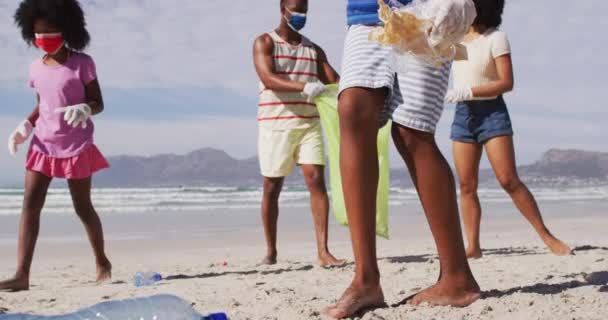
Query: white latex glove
445 87 473 103
303 82 326 99
54 103 92 129
425 0 477 51
8 120 34 156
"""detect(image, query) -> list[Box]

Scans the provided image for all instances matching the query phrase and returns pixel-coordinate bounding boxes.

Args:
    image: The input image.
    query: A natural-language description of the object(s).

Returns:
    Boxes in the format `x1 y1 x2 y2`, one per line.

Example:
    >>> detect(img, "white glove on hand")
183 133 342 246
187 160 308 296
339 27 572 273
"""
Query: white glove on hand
303 82 326 99
445 87 473 104
8 120 34 156
55 103 92 129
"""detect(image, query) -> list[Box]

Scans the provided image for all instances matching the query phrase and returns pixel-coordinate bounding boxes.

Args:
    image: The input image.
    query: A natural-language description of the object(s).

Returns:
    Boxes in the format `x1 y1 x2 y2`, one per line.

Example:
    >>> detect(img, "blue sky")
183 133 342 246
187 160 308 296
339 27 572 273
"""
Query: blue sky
1 0 607 184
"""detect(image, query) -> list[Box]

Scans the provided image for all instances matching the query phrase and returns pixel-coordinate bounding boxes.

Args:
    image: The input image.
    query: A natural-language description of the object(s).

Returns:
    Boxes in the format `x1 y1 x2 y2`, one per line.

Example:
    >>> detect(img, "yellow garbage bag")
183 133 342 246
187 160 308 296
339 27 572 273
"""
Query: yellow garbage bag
315 85 390 239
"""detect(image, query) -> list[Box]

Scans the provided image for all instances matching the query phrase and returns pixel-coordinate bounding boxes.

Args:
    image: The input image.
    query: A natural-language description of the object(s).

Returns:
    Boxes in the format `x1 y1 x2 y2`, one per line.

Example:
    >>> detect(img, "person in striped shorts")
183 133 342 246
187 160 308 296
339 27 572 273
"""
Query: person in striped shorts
252 0 343 267
324 0 480 318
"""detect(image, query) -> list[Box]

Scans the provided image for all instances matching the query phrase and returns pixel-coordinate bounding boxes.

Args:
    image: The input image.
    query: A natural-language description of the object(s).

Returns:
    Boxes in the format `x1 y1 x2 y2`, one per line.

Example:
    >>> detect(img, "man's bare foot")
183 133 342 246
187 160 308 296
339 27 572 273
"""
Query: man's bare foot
543 236 572 256
466 247 483 259
96 259 112 284
318 251 346 268
323 283 385 319
409 276 480 307
0 275 29 292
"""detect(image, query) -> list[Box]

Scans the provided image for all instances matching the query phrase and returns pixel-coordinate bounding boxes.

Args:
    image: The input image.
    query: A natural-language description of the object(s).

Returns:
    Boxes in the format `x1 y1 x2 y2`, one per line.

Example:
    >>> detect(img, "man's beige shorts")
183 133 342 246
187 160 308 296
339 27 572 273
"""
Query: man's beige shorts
258 123 325 178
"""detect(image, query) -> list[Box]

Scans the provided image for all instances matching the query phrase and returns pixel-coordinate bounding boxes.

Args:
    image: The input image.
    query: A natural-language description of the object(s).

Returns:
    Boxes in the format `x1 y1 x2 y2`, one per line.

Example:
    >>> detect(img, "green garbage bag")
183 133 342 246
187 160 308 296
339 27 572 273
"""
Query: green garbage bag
315 84 390 239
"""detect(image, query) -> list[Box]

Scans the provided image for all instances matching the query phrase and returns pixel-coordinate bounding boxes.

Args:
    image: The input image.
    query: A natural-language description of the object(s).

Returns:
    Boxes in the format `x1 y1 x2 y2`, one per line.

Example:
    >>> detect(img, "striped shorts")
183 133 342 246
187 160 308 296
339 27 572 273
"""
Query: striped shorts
339 25 452 133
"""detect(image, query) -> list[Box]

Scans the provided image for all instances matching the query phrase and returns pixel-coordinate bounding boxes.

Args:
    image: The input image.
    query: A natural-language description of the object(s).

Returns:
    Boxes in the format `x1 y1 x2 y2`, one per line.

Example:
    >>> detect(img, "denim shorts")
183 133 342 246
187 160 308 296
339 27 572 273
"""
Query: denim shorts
450 96 514 144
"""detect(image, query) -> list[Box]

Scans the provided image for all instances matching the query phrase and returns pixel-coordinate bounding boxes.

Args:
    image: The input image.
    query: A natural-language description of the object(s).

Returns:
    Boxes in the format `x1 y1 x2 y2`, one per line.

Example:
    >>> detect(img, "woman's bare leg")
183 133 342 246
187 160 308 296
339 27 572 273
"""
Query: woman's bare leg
392 125 480 307
0 170 52 291
67 177 112 282
484 136 571 255
323 87 386 319
453 141 484 258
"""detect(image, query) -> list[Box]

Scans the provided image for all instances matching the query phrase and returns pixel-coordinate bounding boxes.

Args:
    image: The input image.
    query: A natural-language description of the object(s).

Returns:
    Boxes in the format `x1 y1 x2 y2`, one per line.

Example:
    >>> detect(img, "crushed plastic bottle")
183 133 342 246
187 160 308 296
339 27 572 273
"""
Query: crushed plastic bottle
369 0 430 53
0 294 228 320
133 271 162 287
370 0 477 70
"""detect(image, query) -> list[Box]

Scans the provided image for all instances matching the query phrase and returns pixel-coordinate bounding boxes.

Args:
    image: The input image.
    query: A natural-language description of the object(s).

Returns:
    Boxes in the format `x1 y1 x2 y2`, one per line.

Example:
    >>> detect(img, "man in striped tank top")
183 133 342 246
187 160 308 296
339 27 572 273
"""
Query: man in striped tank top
252 0 343 267
324 0 480 318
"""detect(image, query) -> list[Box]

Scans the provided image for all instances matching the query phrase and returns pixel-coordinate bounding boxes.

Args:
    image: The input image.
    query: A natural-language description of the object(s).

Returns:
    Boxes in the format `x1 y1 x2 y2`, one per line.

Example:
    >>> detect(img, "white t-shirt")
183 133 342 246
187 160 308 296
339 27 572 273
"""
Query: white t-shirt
452 29 511 100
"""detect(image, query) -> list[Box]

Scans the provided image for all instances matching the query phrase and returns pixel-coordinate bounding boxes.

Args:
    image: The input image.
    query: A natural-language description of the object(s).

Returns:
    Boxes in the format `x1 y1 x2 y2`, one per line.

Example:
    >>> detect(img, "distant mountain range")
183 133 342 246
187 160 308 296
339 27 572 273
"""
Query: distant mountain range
93 148 608 188
514 149 608 186
95 148 260 188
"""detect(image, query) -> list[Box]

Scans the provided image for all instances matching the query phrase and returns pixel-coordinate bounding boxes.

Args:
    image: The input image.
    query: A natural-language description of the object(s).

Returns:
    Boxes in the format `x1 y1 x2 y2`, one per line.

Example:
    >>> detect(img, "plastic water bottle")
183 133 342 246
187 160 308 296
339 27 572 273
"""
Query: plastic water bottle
0 294 228 319
133 271 162 287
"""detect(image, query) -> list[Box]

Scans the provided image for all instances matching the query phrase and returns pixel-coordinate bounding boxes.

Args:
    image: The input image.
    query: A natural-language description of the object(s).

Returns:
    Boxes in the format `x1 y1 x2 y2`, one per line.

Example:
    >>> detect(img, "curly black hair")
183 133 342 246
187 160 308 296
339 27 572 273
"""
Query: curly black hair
14 0 90 51
472 0 505 29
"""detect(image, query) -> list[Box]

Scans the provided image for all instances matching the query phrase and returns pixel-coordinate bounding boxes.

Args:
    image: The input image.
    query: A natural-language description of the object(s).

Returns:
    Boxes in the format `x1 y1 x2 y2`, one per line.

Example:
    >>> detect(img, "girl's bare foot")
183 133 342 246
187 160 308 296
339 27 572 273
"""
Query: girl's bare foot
318 251 346 268
543 236 572 256
410 275 480 307
0 274 29 292
96 259 112 284
323 283 385 319
466 247 483 259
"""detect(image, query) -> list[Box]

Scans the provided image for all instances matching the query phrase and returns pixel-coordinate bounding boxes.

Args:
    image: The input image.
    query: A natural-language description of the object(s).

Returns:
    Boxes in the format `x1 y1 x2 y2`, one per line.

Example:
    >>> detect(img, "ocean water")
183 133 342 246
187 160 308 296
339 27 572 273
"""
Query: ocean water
0 185 607 216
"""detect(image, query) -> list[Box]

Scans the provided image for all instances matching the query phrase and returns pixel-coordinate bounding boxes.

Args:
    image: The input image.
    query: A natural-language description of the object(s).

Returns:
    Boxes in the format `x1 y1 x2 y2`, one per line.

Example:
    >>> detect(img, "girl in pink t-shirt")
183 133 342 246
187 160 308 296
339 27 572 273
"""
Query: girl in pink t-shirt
2 0 112 291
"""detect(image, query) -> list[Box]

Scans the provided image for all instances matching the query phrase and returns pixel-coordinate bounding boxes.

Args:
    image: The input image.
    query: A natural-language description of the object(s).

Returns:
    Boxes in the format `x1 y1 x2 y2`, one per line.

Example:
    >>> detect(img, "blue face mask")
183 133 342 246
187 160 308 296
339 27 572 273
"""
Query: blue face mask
285 8 307 32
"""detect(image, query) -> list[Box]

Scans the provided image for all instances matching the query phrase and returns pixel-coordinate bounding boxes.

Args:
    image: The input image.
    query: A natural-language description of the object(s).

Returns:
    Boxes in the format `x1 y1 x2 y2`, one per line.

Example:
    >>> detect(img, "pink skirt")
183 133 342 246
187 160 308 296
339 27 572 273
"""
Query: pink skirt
26 145 109 179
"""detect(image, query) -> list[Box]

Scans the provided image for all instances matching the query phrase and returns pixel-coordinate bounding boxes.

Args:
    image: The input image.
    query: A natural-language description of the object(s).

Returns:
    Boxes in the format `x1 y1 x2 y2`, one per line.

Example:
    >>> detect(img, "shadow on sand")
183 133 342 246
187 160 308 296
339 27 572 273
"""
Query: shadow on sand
162 245 608 283
483 271 608 298
164 264 315 281
164 253 438 282
382 254 433 264
481 246 542 257
573 245 608 252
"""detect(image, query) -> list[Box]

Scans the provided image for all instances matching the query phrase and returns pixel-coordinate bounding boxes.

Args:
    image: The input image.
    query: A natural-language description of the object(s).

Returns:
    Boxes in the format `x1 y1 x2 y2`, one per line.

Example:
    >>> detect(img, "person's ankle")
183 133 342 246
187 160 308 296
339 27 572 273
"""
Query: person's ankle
353 270 381 287
534 225 553 237
318 248 331 258
13 270 30 280
266 249 278 258
439 270 478 288
466 245 482 253
97 258 111 267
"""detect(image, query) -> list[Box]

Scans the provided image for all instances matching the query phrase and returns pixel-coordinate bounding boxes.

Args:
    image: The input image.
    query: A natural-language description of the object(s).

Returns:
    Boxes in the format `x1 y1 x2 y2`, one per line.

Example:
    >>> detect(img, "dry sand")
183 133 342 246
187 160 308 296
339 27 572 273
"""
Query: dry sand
0 203 607 319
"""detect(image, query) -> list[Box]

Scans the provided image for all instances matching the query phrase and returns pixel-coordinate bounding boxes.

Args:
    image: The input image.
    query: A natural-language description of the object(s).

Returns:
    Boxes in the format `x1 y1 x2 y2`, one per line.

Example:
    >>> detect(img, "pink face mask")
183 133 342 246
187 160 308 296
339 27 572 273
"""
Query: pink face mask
34 33 65 54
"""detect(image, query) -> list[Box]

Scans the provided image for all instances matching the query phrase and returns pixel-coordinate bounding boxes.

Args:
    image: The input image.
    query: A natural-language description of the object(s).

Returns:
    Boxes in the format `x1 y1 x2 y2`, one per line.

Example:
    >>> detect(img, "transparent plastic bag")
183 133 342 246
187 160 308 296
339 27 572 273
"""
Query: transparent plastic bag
369 0 477 71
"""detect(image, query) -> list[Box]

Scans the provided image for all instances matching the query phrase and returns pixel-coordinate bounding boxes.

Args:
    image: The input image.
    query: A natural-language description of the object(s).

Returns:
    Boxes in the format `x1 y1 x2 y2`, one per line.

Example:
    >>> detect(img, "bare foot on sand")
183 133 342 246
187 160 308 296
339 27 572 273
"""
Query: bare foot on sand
409 277 480 307
0 275 29 292
543 236 572 256
96 259 112 284
259 255 277 266
466 247 483 259
323 283 385 319
318 252 346 268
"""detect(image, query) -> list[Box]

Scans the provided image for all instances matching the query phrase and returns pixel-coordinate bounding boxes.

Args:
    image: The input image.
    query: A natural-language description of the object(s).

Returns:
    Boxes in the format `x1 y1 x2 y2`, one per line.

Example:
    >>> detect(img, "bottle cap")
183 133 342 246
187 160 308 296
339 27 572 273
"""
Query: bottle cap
207 313 228 320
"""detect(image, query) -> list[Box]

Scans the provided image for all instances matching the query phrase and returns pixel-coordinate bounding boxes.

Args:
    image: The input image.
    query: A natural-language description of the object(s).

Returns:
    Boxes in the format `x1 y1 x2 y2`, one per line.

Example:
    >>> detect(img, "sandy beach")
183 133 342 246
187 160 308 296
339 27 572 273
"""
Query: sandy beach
0 200 607 319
